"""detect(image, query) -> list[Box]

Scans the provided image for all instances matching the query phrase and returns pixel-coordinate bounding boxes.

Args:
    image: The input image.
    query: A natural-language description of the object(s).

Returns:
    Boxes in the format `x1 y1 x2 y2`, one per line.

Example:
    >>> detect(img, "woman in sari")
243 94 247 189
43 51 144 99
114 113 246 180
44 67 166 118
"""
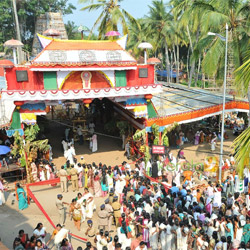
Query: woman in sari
16 183 28 210
205 197 213 215
119 221 132 249
107 170 114 192
0 177 6 205
87 165 94 188
69 198 82 231
91 134 98 153
242 217 250 244
76 193 86 222
101 171 108 197
31 162 39 182
82 187 94 219
194 131 200 145
83 165 88 188
200 131 205 143
77 163 84 188
46 224 68 249
33 223 47 245
140 212 150 248
93 172 102 197
49 163 57 187
61 238 73 250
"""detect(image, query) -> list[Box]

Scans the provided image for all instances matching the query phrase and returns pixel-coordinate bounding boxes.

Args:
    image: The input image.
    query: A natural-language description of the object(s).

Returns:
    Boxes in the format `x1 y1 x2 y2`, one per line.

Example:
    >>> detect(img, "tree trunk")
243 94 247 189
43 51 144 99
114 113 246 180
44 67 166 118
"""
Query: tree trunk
176 43 180 83
188 26 200 88
189 61 195 88
187 48 190 83
165 42 171 83
170 50 173 83
186 25 193 53
202 73 205 89
187 25 193 87
173 46 177 67
195 56 201 87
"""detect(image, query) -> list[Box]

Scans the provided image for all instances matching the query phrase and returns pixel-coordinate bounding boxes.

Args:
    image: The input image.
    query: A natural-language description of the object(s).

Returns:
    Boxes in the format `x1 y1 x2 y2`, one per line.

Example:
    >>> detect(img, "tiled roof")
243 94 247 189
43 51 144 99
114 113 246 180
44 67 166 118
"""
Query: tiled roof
45 40 123 51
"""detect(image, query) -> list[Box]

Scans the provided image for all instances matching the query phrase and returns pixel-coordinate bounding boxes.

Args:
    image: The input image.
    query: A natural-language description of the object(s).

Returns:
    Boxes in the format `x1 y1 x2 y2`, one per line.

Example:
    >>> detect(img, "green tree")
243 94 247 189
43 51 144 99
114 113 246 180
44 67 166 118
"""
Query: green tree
144 0 174 83
0 0 75 52
0 0 16 51
190 0 249 82
79 0 139 39
170 0 203 87
126 18 149 59
12 124 50 183
65 21 82 40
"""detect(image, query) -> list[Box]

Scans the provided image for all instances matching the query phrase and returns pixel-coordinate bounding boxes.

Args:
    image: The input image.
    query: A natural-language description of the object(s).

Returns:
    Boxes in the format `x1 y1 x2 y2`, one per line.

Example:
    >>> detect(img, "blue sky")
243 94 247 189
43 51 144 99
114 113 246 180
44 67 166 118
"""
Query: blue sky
64 0 154 31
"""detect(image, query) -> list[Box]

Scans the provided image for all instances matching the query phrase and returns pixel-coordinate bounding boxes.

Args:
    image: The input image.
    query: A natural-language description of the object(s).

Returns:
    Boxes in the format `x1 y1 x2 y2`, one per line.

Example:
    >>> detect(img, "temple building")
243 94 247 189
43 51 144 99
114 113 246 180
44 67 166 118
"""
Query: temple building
0 34 161 135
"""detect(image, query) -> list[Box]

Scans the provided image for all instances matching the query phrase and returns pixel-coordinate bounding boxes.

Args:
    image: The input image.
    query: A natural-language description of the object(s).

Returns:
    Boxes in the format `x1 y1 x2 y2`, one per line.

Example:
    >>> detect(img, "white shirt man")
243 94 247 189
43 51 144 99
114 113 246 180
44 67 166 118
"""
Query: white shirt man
77 125 82 136
66 145 75 165
62 140 68 153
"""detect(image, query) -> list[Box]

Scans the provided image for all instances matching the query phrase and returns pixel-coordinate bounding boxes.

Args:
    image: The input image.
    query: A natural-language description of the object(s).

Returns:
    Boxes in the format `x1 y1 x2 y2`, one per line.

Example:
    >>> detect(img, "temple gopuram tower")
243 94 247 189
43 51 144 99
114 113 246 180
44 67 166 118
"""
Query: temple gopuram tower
32 12 68 56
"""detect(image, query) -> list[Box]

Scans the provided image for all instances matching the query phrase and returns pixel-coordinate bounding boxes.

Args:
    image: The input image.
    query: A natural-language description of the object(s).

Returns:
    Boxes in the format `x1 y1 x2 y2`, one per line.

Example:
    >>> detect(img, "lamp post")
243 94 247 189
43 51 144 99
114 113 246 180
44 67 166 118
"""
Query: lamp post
208 24 228 182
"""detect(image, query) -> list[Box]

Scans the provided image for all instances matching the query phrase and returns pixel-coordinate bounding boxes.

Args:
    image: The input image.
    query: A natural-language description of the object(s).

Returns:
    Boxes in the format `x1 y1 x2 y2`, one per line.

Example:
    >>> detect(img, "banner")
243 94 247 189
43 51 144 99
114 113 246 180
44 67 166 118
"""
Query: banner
152 145 165 154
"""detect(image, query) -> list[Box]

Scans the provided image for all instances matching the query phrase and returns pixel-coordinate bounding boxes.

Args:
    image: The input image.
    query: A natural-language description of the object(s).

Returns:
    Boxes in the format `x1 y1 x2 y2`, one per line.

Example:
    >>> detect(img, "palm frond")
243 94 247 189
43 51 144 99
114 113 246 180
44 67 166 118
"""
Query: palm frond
80 3 105 11
234 50 250 93
233 126 250 178
202 38 225 77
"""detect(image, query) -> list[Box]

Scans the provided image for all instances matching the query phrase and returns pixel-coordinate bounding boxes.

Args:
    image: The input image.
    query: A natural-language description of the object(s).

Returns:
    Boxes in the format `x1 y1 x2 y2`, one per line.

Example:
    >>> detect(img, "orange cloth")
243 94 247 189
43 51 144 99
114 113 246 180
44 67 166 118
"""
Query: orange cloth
183 170 193 183
196 192 201 203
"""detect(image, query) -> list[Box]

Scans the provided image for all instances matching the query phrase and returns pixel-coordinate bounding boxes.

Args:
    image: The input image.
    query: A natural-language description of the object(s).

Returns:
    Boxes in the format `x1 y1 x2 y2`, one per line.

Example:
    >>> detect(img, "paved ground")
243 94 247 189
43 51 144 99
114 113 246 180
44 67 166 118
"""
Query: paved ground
0 120 236 249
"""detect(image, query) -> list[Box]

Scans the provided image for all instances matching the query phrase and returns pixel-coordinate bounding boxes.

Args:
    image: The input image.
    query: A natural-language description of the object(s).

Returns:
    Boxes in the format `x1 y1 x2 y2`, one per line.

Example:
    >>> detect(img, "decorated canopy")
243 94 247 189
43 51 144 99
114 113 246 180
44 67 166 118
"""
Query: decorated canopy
146 83 249 130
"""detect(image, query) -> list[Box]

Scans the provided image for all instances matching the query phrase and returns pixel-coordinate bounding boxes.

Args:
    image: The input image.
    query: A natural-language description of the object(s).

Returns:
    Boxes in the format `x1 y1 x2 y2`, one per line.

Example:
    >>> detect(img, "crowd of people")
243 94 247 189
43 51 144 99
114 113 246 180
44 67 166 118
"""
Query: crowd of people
8 145 250 250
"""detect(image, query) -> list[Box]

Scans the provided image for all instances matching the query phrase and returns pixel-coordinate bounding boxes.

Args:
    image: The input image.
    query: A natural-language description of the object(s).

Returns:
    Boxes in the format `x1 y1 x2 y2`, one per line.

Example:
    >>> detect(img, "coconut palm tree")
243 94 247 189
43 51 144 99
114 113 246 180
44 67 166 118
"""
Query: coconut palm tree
79 0 139 39
190 0 249 82
170 0 205 87
233 51 250 178
220 2 250 178
144 0 175 83
126 18 149 59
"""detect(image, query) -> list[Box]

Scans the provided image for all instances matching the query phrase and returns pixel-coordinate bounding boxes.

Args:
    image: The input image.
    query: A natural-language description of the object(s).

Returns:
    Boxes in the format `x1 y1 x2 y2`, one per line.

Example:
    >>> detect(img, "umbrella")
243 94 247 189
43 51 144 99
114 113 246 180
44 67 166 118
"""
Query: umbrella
4 39 24 48
0 145 10 155
73 25 90 40
138 42 153 64
73 25 90 33
4 39 24 65
105 31 121 37
138 42 153 49
0 60 14 68
43 29 61 37
147 57 161 65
